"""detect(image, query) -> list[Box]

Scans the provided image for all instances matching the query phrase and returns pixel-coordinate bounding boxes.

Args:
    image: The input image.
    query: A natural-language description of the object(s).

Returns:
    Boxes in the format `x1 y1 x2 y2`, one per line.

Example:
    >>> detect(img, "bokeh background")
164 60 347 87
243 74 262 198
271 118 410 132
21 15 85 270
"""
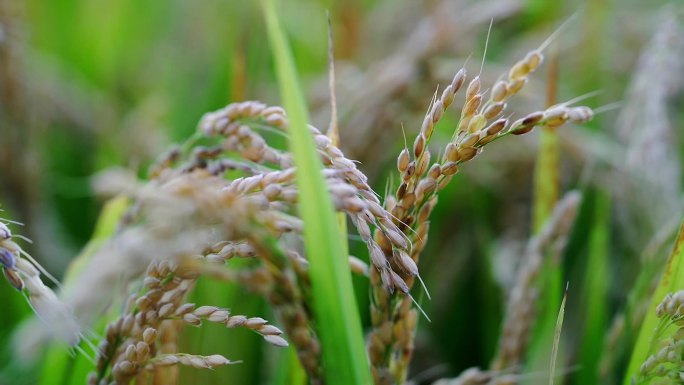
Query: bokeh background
0 0 682 384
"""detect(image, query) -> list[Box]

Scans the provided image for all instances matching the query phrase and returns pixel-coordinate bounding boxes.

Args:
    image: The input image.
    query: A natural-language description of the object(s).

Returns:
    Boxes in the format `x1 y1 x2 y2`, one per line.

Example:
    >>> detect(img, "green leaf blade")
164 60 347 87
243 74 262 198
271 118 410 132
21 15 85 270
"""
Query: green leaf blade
262 2 372 384
622 220 684 385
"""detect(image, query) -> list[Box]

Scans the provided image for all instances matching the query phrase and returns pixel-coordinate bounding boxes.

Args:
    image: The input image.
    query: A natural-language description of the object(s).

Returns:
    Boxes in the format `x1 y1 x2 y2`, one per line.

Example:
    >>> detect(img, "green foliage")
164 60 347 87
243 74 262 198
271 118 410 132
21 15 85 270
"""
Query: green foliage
623 222 684 385
549 287 567 385
576 192 610 385
262 1 372 384
1 1 682 384
273 345 307 385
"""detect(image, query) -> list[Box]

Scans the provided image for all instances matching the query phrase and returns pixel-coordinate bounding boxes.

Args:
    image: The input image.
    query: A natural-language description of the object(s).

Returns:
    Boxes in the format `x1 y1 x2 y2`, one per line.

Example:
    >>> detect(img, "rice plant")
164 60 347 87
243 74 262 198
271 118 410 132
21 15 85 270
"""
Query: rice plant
0 1 683 385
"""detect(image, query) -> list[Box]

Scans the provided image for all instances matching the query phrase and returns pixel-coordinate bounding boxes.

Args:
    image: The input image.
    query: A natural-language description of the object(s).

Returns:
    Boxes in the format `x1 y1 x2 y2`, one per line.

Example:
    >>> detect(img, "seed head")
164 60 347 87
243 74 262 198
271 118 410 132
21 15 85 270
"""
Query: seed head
467 114 487 134
390 271 409 294
509 61 530 81
208 310 230 323
522 111 544 126
3 267 24 290
506 78 527 95
413 134 426 158
226 315 248 328
125 344 137 362
445 143 460 162
394 250 418 276
460 133 480 148
349 256 369 275
0 223 10 240
403 162 416 181
484 102 506 119
441 162 459 176
491 81 508 102
431 100 444 124
158 302 174 318
450 68 467 93
397 149 410 173
441 84 456 108
568 106 593 123
416 179 437 201
428 163 441 180
524 50 543 72
421 116 434 138
466 76 481 101
264 335 289 347
462 94 482 118
0 248 16 269
204 354 232 366
142 328 158 345
486 118 508 136
457 147 478 162
244 317 268 328
396 182 408 200
401 192 416 208
183 313 202 326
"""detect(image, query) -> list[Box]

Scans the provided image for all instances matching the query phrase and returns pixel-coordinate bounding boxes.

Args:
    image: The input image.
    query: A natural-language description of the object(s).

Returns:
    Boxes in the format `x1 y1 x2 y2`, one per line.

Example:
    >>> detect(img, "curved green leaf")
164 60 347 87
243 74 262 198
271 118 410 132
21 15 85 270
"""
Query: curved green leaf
261 1 372 384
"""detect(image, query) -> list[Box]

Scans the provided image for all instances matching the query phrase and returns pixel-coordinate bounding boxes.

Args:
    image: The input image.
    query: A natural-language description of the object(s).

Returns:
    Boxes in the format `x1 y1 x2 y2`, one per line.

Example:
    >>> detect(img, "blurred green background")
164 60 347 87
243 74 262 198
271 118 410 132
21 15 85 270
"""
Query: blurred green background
0 0 683 384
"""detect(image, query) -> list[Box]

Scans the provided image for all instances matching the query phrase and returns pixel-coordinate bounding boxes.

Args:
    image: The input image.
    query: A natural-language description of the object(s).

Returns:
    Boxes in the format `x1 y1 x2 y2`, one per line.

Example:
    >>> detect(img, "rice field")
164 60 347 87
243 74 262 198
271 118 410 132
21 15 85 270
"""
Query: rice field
0 1 683 384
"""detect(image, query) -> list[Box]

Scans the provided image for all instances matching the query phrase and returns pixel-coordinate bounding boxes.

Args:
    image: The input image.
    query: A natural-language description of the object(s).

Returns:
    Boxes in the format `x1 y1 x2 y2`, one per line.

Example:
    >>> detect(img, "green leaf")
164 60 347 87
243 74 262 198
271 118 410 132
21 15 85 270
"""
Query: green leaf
576 191 609 385
622 220 684 385
273 345 307 385
261 1 372 384
549 285 568 385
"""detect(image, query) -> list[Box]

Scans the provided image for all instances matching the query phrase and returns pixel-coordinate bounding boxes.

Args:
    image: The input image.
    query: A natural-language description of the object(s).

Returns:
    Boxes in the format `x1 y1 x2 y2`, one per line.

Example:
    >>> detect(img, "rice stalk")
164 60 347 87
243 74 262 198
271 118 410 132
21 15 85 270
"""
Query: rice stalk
367 28 593 381
491 192 581 372
4 8 603 385
576 191 610 385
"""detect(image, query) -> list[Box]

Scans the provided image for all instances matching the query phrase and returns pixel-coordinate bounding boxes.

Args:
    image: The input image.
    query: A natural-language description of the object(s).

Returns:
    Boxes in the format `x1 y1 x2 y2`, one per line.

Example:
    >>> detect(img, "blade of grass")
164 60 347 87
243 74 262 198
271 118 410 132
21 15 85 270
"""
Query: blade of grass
572 1 611 382
261 1 372 384
524 263 562 383
575 191 609 385
549 284 568 385
622 219 684 385
273 345 307 385
325 10 350 267
610 222 679 379
525 49 562 382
